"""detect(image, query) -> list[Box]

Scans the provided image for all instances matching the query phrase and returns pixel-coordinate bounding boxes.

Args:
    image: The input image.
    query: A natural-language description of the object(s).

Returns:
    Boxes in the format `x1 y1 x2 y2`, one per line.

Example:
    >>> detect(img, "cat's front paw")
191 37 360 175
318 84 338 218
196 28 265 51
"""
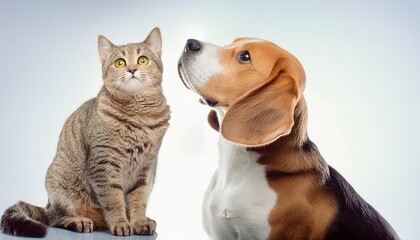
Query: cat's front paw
110 221 133 236
132 217 156 235
56 216 93 233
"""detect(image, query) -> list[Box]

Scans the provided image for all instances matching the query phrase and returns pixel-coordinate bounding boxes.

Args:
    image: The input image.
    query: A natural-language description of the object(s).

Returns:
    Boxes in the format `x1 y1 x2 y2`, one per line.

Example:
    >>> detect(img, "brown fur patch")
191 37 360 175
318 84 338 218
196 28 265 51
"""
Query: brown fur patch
200 41 279 106
247 98 338 239
264 171 338 239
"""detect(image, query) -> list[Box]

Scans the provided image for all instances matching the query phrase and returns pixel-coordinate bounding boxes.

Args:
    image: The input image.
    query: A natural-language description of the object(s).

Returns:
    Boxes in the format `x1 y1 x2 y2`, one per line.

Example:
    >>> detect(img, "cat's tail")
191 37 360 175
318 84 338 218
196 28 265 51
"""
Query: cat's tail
1 201 48 238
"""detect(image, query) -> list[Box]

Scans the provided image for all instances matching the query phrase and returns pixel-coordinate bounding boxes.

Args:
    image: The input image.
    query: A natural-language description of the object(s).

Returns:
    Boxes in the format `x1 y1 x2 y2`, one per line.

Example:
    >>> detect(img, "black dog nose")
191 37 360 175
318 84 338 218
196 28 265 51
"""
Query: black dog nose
186 39 201 52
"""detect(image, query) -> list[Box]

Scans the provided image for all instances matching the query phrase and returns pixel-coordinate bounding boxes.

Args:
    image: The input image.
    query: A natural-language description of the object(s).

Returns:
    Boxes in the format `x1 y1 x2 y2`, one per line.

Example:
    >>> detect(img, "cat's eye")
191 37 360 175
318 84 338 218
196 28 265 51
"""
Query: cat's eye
115 58 126 69
138 56 149 66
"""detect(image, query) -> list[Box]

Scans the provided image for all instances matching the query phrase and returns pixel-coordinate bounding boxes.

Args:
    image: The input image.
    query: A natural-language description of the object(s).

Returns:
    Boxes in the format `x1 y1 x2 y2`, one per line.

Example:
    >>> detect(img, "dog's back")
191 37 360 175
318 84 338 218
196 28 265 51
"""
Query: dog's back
325 166 399 239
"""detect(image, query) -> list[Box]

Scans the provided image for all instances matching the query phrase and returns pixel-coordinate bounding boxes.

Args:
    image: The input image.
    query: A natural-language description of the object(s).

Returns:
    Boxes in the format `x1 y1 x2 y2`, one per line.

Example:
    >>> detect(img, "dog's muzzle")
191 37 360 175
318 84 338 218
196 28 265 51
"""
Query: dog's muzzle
177 61 190 90
178 39 201 90
178 39 219 107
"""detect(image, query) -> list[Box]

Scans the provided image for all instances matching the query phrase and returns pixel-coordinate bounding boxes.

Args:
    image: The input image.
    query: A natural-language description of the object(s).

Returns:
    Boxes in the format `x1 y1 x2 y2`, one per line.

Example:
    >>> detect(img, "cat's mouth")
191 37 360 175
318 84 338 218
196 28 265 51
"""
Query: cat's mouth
126 75 146 84
114 75 148 94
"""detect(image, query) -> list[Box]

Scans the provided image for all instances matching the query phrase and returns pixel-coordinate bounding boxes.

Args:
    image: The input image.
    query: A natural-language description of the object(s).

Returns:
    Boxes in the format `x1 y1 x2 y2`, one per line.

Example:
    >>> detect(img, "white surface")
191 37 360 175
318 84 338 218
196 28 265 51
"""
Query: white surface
0 228 157 240
0 1 419 240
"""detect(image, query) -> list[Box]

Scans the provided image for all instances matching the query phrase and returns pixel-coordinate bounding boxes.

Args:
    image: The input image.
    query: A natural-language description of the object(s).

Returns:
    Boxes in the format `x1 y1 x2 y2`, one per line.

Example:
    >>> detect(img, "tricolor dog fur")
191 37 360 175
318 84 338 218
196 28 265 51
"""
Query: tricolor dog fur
178 38 399 240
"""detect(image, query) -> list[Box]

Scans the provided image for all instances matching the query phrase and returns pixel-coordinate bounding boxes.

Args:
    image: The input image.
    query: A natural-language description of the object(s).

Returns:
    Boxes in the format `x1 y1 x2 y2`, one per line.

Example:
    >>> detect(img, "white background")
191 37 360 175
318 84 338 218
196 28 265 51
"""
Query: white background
0 0 419 239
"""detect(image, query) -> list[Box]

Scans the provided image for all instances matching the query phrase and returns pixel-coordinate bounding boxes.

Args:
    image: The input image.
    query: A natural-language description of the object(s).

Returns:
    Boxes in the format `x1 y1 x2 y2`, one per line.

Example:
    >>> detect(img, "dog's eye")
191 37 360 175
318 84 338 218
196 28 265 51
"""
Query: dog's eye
238 51 251 64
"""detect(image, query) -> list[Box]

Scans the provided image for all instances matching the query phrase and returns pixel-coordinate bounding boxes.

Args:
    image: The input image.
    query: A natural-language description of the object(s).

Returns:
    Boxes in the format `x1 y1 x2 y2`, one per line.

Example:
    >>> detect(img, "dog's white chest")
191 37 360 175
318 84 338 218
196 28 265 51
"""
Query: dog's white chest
203 138 277 240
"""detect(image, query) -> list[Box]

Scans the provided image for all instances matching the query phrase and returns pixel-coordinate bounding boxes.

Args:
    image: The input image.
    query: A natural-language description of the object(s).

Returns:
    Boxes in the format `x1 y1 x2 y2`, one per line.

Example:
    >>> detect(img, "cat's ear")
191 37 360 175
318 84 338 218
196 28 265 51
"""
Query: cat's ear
98 35 115 65
145 27 162 58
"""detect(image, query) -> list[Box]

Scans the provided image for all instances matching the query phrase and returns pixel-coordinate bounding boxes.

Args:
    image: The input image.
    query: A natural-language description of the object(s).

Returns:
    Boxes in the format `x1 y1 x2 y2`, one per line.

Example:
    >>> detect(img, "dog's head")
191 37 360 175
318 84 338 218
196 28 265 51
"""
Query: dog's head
178 38 306 147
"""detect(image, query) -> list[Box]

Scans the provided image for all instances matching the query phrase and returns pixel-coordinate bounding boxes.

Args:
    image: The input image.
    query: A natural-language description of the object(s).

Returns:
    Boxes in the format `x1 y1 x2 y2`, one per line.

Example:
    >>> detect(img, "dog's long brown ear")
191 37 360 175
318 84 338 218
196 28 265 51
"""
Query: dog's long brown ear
221 59 302 147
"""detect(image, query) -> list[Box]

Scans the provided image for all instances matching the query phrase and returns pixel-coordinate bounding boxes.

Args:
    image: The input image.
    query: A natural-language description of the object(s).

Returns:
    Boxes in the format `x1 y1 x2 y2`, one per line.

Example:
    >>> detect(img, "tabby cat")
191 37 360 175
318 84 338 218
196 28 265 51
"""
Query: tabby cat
0 27 170 237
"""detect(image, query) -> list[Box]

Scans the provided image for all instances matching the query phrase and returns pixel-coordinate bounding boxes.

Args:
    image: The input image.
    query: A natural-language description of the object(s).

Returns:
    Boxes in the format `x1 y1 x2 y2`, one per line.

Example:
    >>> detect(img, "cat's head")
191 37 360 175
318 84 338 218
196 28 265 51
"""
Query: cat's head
98 27 163 95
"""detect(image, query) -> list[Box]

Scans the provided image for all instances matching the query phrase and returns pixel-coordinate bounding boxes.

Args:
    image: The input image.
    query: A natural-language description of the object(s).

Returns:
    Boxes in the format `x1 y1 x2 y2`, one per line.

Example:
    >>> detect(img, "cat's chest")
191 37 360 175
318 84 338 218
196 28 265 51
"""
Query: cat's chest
101 115 167 179
121 124 159 170
121 125 155 167
120 122 149 142
117 118 166 145
128 142 151 162
123 135 154 189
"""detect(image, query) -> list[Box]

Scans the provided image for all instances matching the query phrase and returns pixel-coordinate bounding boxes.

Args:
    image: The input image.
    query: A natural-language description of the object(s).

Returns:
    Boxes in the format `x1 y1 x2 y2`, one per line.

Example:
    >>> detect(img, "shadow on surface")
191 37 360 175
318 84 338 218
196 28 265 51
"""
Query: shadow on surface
0 227 157 240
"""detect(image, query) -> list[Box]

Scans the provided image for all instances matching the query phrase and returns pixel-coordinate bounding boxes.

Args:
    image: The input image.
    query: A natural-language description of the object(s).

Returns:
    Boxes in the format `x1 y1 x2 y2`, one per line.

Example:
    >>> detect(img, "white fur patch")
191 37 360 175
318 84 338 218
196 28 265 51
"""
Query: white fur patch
202 110 277 239
116 71 155 93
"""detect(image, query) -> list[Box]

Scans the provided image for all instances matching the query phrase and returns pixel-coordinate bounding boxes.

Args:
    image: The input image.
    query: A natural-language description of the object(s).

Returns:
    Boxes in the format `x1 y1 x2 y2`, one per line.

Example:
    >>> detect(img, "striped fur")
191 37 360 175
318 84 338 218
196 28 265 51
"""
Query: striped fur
1 201 48 237
1 27 170 237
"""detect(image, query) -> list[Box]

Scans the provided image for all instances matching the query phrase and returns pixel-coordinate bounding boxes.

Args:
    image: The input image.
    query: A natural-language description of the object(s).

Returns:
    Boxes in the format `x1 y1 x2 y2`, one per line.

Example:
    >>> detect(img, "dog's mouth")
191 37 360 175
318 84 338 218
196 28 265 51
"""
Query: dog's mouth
178 61 219 107
177 61 190 90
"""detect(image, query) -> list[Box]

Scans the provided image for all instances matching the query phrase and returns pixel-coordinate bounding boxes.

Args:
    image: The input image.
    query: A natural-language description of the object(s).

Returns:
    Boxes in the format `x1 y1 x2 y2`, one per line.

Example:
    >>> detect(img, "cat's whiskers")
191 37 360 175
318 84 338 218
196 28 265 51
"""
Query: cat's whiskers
147 77 161 96
136 71 160 97
109 80 125 100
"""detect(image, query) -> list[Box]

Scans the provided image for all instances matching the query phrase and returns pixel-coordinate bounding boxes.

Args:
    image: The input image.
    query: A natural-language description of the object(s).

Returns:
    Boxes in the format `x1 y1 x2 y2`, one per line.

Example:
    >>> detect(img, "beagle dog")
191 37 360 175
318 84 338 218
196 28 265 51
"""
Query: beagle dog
178 38 399 240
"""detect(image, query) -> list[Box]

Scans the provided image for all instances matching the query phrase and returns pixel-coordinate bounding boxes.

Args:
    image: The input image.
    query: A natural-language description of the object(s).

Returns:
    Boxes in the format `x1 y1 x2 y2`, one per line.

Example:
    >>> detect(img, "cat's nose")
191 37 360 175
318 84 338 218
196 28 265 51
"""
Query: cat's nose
128 68 137 74
185 39 201 52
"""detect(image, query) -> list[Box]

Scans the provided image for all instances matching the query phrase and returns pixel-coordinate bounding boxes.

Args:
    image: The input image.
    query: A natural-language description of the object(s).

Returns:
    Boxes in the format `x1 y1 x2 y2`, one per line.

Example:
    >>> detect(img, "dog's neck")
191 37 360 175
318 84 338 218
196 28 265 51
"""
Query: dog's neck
255 98 329 179
287 97 309 147
212 98 329 178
